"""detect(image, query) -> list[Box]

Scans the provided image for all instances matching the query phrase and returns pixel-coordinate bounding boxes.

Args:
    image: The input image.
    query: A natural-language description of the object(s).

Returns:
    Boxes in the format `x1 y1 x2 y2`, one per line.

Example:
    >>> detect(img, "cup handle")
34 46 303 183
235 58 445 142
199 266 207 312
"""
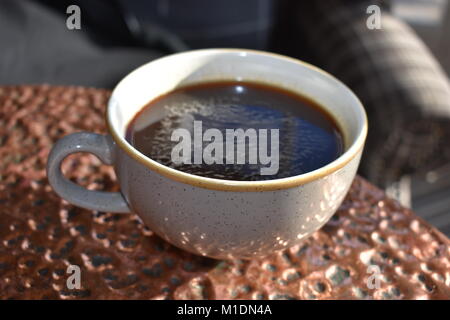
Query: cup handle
47 132 131 213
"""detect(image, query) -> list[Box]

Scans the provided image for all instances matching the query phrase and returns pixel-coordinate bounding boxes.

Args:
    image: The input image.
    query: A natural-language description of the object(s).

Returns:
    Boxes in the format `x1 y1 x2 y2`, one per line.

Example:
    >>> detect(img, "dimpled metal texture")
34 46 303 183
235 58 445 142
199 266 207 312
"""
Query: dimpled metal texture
0 85 449 300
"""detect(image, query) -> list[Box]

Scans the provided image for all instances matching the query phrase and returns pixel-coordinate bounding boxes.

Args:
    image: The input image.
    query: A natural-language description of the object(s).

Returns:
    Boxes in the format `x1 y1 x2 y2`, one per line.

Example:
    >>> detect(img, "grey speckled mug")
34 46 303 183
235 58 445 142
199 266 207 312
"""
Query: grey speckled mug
47 49 367 259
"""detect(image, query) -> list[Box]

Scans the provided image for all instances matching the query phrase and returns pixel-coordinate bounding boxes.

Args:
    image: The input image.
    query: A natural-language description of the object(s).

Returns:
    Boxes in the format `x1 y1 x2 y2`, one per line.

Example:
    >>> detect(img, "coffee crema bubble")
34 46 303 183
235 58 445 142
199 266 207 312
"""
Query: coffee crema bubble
125 81 344 181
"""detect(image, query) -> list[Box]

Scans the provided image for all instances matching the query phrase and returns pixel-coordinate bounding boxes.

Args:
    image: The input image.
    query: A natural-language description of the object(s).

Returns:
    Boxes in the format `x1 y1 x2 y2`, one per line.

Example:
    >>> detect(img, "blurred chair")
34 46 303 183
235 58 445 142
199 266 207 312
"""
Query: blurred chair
277 0 450 233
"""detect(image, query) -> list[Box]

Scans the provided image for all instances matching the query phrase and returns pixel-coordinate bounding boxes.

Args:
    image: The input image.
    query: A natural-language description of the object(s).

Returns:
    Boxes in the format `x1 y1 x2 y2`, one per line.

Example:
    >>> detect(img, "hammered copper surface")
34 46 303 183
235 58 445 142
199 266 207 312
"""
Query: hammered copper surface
0 86 449 300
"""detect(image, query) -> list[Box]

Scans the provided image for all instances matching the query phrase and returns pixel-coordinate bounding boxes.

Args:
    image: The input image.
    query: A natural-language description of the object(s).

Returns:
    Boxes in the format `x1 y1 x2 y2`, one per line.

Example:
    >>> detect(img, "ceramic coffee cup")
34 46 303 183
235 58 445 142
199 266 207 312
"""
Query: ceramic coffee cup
47 49 367 259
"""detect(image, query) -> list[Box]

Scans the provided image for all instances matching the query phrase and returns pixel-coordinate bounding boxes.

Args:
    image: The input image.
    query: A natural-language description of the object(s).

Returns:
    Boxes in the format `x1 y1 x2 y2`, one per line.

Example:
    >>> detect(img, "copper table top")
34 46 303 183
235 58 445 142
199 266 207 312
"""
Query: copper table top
0 85 449 300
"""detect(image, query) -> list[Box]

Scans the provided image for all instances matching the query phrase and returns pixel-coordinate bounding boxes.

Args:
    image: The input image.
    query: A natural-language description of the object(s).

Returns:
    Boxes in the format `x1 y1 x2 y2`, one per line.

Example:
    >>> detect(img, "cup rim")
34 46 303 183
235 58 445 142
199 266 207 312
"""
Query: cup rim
106 48 368 192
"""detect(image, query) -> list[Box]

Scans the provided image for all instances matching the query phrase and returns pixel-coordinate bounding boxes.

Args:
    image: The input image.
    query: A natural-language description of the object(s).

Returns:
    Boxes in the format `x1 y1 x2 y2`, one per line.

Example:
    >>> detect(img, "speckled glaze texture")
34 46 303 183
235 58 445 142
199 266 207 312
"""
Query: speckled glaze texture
115 145 362 259
47 49 368 259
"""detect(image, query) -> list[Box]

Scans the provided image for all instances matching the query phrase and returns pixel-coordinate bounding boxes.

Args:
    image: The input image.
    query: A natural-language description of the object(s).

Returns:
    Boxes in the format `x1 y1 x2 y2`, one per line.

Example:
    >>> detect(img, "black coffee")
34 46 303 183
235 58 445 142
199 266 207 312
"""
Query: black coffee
126 81 343 181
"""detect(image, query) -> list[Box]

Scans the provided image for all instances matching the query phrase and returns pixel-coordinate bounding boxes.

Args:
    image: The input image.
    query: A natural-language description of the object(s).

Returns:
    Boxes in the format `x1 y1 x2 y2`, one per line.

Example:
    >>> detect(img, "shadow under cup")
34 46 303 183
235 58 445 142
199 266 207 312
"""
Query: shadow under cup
108 49 368 259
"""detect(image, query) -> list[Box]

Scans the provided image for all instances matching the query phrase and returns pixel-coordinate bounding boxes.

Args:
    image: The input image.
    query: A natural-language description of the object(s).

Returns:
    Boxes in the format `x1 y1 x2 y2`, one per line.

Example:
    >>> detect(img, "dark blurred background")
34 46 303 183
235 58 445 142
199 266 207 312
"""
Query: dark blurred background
1 0 449 234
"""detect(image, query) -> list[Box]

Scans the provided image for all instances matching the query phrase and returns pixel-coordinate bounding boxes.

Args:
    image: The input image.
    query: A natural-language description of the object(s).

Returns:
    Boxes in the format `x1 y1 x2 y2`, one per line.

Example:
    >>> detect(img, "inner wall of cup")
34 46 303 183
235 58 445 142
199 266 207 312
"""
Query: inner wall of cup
108 50 364 151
